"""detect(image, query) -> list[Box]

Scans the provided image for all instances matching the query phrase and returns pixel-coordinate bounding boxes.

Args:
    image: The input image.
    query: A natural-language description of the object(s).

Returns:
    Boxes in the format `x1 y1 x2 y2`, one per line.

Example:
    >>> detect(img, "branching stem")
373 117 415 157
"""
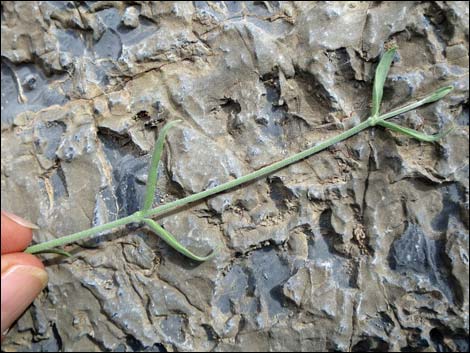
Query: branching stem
24 48 455 261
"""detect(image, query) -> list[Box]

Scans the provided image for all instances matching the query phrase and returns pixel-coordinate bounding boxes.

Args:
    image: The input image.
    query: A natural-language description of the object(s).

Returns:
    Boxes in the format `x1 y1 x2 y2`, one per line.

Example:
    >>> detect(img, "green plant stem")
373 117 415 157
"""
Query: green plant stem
22 45 455 261
25 213 138 254
143 119 372 218
143 219 216 261
372 86 453 123
24 118 372 254
24 86 453 256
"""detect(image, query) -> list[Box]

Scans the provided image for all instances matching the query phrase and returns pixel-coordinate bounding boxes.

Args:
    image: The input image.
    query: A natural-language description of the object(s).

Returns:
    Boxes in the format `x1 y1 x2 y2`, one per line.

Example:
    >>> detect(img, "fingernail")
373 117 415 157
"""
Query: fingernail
2 211 39 230
1 265 48 335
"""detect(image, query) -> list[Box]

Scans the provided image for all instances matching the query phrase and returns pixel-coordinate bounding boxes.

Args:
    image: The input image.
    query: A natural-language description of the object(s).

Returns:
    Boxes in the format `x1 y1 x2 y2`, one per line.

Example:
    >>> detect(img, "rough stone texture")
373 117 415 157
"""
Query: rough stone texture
1 1 468 352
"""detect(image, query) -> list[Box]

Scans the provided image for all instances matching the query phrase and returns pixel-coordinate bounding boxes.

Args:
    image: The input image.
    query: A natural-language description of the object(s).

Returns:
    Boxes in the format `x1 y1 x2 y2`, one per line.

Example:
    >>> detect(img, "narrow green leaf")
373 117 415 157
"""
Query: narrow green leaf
143 120 183 211
23 44 457 263
33 249 72 257
419 85 454 105
371 47 397 117
378 120 454 142
143 218 216 262
377 86 454 121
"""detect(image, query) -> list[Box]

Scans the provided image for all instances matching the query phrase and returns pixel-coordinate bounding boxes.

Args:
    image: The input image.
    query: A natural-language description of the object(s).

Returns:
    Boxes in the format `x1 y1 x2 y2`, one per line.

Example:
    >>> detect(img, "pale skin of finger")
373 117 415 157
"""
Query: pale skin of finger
1 257 48 339
1 212 47 340
1 253 45 273
1 212 34 254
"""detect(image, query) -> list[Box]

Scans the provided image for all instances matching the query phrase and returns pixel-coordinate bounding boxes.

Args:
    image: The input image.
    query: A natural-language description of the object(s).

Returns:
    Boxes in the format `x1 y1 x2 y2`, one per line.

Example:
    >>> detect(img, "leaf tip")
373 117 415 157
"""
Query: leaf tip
424 85 454 104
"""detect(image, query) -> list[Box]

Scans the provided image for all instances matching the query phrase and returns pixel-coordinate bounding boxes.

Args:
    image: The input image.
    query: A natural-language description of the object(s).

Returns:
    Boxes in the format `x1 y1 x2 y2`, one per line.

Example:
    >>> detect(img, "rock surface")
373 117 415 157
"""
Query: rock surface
1 1 468 351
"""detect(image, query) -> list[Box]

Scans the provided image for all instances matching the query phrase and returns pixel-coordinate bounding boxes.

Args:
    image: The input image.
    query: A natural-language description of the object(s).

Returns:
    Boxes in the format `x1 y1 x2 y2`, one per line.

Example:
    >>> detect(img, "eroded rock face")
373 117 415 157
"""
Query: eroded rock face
1 1 468 351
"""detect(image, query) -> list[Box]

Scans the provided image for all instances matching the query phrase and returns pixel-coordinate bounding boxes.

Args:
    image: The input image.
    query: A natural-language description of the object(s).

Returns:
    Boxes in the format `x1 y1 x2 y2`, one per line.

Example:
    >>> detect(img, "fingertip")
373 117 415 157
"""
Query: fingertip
1 254 48 337
1 253 45 273
1 212 36 254
1 211 39 229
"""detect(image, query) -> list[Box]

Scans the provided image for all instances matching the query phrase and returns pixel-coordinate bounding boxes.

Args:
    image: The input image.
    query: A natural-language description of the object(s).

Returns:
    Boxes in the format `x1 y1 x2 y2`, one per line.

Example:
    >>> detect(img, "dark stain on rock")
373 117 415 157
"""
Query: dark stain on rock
432 183 465 232
388 223 462 306
248 247 291 317
268 176 295 211
352 336 389 352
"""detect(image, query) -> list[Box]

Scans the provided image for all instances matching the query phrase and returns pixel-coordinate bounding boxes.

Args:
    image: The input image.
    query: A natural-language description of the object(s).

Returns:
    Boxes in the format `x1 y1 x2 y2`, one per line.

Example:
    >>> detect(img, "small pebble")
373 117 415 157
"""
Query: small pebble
122 7 139 28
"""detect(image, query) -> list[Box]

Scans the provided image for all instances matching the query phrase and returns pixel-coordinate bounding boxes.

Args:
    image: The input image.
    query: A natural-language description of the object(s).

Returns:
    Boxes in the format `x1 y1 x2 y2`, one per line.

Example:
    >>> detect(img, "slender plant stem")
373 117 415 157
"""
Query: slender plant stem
25 214 138 253
25 118 373 254
22 46 455 260
143 219 216 261
373 86 453 123
143 119 372 218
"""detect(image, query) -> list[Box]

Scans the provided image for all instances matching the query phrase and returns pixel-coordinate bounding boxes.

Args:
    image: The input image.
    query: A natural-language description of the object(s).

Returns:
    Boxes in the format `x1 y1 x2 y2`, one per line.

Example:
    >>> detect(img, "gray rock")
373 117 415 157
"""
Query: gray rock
122 7 140 28
1 1 468 351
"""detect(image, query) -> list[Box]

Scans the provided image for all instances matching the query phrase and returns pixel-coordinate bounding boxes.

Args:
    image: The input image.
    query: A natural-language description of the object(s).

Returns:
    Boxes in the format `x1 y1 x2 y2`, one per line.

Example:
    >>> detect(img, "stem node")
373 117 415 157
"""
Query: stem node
23 47 455 262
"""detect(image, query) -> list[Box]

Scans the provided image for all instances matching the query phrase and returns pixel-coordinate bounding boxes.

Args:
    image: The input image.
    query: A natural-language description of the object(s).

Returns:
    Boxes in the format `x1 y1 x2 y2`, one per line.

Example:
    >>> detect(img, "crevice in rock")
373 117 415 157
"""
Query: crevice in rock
51 322 63 352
